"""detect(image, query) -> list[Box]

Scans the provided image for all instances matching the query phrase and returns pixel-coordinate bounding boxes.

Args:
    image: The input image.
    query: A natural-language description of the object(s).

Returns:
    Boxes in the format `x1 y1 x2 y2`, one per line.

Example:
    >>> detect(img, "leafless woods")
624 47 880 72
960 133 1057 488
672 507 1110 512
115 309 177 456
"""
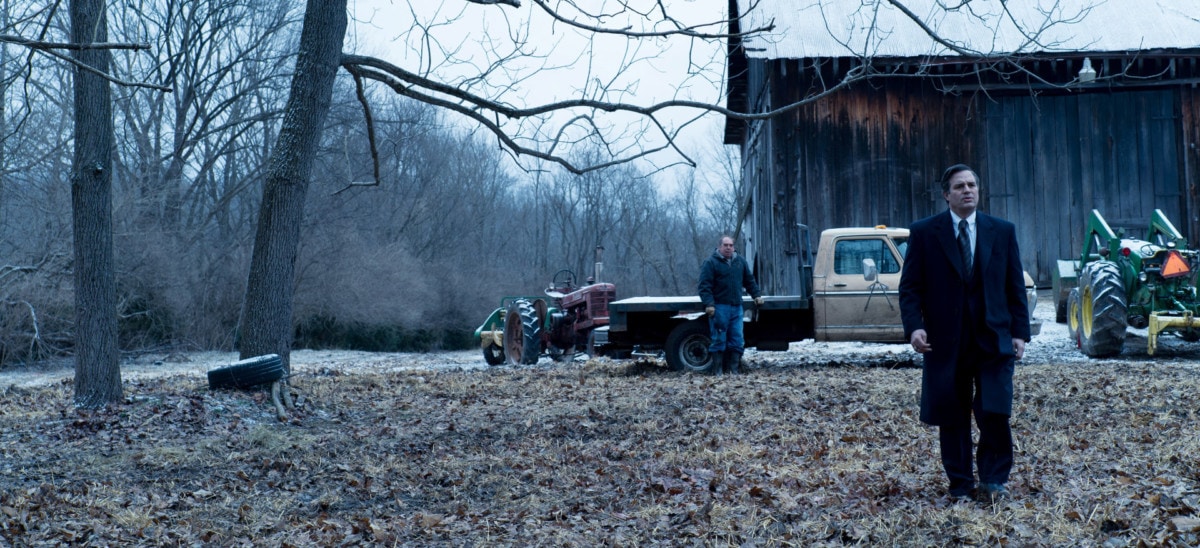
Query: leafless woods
0 0 734 367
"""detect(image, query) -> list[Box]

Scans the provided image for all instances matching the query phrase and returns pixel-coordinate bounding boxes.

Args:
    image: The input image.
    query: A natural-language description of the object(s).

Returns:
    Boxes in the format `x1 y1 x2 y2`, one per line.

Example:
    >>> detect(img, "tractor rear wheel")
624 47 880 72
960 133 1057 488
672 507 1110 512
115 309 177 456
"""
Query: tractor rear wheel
504 299 543 365
1066 287 1082 348
664 320 713 373
1079 261 1127 357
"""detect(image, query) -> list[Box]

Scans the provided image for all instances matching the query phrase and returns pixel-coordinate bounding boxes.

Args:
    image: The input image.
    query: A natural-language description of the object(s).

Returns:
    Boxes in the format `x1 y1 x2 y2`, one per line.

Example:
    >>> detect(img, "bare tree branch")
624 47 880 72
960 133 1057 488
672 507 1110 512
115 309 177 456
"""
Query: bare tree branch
342 51 861 173
337 72 382 194
527 0 772 39
0 34 150 50
465 0 520 7
341 1 1125 195
32 43 173 92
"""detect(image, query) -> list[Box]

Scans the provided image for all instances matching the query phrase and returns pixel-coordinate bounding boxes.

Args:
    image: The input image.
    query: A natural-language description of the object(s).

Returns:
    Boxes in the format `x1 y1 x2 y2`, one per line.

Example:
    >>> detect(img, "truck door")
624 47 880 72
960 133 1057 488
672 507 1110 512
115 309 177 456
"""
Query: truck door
814 236 905 342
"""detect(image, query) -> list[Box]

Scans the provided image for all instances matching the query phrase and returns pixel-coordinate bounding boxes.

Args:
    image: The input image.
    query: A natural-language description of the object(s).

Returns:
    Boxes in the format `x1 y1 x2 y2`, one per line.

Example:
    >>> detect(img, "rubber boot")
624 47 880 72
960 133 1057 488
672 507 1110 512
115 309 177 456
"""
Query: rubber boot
726 351 741 374
708 352 724 376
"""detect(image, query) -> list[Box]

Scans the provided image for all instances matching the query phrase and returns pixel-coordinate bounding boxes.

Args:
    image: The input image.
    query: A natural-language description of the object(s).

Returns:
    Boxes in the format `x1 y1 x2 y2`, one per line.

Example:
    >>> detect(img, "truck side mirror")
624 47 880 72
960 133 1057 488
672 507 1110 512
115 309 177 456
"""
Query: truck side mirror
862 258 878 282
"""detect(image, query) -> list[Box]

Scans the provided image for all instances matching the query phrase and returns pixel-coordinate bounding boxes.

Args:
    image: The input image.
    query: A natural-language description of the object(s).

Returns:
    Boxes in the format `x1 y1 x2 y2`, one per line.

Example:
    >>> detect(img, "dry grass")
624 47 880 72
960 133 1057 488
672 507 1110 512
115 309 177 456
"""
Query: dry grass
1 355 1198 546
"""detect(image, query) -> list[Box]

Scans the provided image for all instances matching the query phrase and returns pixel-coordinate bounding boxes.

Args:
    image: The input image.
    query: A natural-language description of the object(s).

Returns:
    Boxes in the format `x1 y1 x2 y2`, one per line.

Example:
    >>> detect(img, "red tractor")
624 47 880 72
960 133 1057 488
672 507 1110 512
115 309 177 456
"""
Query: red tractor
476 268 615 365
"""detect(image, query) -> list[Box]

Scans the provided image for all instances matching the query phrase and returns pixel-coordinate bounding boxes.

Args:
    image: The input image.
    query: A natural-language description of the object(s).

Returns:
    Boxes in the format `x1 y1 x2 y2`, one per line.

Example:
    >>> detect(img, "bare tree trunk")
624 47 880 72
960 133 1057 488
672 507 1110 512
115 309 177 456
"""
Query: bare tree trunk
70 0 121 408
237 0 347 371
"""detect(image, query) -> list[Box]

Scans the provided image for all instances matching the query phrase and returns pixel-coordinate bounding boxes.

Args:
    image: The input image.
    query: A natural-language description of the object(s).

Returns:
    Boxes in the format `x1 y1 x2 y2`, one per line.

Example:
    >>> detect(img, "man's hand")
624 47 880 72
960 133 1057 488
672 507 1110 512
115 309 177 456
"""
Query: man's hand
910 329 931 353
705 306 715 317
754 296 764 306
1012 338 1026 360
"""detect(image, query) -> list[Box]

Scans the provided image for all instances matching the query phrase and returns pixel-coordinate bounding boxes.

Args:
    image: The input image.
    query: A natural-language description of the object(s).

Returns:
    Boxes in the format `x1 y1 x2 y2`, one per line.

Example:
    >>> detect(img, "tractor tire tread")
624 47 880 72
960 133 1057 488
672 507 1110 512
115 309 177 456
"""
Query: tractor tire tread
1079 261 1126 358
517 299 542 365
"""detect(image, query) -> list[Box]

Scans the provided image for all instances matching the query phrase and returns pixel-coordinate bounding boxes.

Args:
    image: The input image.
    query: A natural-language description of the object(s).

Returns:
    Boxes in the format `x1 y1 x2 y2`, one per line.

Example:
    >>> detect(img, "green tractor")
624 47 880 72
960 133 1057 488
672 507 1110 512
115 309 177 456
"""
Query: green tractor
474 269 616 365
1054 209 1200 357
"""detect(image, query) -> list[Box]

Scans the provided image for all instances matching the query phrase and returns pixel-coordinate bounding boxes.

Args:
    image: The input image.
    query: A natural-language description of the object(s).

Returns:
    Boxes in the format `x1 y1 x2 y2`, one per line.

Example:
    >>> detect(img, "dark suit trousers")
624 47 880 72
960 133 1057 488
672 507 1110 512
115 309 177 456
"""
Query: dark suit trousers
938 326 1014 496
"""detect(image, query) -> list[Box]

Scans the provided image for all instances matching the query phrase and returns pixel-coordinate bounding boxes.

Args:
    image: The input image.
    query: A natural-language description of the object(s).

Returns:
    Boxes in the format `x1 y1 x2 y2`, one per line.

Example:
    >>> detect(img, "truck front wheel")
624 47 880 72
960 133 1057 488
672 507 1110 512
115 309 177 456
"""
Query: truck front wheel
664 321 713 373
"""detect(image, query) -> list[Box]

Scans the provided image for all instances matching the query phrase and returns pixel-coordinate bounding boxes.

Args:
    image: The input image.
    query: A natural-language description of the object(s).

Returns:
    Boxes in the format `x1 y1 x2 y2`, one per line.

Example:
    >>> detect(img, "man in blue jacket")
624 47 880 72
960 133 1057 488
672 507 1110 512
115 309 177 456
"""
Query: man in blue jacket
899 164 1031 503
698 235 763 375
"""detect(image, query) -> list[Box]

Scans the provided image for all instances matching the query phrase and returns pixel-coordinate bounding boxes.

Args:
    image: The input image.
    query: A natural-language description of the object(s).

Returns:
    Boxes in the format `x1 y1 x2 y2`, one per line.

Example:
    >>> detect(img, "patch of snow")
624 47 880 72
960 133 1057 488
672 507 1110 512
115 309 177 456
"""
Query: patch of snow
1 348 486 389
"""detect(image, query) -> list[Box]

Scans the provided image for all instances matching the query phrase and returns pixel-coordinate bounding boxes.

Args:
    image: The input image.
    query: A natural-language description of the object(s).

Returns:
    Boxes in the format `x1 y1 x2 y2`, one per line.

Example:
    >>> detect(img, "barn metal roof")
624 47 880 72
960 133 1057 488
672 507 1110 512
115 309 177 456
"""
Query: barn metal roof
735 0 1200 60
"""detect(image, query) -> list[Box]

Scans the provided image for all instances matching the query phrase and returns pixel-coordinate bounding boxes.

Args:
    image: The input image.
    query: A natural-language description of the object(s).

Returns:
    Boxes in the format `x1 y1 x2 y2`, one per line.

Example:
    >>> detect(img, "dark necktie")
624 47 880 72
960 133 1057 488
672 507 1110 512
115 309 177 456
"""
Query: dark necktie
958 219 973 273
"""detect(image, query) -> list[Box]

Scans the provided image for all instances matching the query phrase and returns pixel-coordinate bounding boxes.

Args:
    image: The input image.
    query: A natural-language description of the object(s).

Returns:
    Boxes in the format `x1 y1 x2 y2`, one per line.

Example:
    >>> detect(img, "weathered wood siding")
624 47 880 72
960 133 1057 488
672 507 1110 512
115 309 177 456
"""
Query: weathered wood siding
1183 87 1200 241
740 58 1200 290
978 89 1184 285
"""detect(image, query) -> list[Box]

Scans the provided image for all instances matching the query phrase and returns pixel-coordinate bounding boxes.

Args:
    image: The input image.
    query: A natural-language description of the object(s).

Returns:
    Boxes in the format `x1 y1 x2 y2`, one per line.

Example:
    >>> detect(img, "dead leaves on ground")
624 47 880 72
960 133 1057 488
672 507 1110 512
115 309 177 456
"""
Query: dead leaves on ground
0 360 1198 545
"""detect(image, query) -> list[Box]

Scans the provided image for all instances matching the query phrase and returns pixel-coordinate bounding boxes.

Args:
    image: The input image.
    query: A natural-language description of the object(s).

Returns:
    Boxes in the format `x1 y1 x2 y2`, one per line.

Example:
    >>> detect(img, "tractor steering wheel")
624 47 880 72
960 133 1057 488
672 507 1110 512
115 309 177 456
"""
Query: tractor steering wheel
551 269 577 292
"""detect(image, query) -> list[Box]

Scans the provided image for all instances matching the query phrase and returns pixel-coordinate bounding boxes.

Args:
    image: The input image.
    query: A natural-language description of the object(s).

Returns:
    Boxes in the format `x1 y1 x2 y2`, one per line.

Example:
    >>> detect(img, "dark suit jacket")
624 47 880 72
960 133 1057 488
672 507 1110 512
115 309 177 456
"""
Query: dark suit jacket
898 210 1031 425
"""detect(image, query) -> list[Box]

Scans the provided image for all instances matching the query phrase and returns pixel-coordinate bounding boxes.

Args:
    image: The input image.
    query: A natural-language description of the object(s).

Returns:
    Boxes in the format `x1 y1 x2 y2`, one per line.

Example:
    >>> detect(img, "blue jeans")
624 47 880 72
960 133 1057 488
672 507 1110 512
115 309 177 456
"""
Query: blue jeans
708 304 745 353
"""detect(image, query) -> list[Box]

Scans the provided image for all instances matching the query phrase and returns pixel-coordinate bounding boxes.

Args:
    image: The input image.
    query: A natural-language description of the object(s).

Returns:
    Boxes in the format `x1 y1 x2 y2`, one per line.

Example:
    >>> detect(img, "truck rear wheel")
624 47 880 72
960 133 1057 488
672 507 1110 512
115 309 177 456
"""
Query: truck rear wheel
664 321 713 373
1079 261 1126 357
504 299 543 365
1066 287 1082 348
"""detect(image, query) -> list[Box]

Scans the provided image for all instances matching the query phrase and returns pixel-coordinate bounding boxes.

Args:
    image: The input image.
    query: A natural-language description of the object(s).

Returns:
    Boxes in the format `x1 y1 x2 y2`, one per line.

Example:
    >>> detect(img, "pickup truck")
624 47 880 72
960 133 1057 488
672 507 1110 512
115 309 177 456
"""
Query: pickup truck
593 225 1040 372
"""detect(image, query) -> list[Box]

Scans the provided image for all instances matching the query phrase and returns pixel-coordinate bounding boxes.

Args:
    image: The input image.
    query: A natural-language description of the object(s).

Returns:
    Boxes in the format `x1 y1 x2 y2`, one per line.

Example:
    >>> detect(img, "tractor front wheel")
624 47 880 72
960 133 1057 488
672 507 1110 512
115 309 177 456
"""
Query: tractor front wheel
483 342 505 366
548 342 576 363
1066 287 1082 348
504 299 543 365
1079 261 1127 357
586 330 599 357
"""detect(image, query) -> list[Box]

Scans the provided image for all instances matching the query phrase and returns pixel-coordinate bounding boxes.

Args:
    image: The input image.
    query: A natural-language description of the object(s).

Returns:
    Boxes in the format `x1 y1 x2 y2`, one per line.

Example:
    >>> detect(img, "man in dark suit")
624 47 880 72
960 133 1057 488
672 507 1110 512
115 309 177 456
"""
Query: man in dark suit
898 164 1031 503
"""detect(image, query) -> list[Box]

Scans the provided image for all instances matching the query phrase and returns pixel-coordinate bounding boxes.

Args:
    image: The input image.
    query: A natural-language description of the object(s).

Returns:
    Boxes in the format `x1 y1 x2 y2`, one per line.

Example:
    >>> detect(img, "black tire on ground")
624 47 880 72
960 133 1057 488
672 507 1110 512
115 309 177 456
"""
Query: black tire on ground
482 342 505 366
504 299 542 365
1055 291 1068 323
1079 261 1127 357
1066 287 1082 348
207 354 284 390
663 321 713 373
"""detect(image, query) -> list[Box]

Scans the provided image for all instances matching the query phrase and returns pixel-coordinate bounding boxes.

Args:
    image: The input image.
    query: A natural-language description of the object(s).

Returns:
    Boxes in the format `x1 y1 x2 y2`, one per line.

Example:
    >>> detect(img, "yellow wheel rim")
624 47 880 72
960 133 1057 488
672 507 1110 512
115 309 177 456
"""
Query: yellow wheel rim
1081 286 1094 337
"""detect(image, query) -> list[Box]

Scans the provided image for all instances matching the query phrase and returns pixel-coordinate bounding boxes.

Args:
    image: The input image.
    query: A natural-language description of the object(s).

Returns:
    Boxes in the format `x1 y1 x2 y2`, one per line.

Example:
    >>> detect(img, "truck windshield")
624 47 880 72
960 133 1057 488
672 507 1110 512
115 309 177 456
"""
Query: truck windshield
892 237 908 261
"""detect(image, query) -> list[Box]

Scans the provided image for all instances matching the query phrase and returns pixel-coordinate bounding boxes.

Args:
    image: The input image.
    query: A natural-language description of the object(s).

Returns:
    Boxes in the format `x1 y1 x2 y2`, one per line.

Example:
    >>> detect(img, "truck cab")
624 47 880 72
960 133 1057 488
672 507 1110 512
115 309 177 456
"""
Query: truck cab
812 227 909 342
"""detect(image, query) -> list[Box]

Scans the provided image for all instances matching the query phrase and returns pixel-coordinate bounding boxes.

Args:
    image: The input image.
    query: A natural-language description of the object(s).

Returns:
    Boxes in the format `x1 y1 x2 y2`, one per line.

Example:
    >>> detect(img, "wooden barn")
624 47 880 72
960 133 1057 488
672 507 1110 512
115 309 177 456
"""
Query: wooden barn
724 0 1200 294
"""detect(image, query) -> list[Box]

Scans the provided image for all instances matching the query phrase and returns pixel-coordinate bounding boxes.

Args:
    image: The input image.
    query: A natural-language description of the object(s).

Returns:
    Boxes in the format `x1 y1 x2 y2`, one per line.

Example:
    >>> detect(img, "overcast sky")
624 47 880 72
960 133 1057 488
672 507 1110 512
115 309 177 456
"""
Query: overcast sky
346 0 734 193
